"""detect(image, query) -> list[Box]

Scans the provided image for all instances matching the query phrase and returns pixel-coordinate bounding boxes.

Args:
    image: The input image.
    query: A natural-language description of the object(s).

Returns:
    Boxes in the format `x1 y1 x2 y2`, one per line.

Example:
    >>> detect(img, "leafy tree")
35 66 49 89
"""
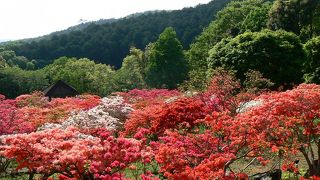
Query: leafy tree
0 50 35 70
113 47 147 92
187 0 272 90
268 0 301 34
145 27 188 89
242 4 271 32
0 67 49 98
303 36 320 83
45 57 115 96
268 0 320 40
207 30 305 87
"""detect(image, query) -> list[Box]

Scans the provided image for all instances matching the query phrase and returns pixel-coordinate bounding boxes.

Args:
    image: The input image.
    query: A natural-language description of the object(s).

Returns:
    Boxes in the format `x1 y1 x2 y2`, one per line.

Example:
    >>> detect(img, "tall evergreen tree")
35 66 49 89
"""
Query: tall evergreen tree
145 27 188 89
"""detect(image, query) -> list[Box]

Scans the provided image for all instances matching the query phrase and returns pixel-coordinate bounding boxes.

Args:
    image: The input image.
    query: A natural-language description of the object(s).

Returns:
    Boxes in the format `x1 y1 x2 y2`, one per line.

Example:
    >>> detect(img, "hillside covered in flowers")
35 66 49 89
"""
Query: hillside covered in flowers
1 70 320 180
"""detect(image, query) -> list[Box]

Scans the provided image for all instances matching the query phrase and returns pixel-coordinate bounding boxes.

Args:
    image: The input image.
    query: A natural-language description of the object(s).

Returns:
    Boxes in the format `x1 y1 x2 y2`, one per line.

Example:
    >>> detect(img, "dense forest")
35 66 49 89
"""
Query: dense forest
1 0 231 68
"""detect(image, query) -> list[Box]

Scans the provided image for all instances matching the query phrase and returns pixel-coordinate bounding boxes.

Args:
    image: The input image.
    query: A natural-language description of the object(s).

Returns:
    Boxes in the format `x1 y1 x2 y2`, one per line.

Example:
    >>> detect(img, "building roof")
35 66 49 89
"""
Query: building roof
43 80 78 97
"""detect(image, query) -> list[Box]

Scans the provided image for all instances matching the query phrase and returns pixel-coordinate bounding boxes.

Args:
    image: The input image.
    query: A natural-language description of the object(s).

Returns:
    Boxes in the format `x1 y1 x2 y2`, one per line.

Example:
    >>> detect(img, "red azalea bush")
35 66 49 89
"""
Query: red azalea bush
0 93 101 135
154 130 237 179
235 83 320 176
117 89 181 109
0 99 35 135
123 97 208 136
0 128 156 179
89 129 155 180
0 128 99 179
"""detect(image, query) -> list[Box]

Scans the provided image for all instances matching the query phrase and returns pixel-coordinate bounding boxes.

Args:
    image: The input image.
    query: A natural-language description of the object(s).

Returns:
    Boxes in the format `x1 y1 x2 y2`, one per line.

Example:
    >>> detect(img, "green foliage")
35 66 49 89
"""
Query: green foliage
113 47 147 92
268 0 320 40
44 57 115 96
268 0 301 34
303 36 320 83
0 67 49 98
187 0 272 90
242 3 271 32
0 50 35 70
2 0 231 68
207 30 305 87
145 27 188 89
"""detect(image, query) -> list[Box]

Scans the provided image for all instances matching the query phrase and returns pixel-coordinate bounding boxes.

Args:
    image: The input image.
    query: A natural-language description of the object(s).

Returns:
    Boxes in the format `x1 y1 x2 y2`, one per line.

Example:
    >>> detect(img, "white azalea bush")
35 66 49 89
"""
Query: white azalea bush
38 96 133 131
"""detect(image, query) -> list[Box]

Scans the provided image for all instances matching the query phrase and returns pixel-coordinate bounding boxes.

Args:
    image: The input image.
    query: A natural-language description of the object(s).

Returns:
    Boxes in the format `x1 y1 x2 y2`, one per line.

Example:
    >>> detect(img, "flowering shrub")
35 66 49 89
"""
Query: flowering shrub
154 131 234 179
201 69 255 116
0 99 35 135
0 128 155 179
1 83 320 178
39 96 133 131
118 89 181 109
89 129 154 179
0 94 101 135
0 128 100 179
123 97 207 136
15 91 48 107
235 83 320 176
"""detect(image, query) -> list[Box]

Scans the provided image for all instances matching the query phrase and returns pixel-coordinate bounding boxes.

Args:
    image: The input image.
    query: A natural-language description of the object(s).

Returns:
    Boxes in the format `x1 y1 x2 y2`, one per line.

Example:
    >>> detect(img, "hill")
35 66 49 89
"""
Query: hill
2 0 231 68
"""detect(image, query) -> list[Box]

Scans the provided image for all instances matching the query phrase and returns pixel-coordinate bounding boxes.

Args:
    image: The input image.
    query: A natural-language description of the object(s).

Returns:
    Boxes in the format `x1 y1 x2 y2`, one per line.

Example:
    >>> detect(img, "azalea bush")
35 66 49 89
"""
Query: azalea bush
0 93 101 135
123 97 208 136
117 88 181 109
236 83 320 176
39 96 133 131
0 128 156 179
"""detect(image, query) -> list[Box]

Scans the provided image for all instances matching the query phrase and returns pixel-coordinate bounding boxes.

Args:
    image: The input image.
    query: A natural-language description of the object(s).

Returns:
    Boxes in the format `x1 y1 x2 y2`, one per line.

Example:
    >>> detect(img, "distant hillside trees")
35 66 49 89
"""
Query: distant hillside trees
3 0 231 68
0 49 36 70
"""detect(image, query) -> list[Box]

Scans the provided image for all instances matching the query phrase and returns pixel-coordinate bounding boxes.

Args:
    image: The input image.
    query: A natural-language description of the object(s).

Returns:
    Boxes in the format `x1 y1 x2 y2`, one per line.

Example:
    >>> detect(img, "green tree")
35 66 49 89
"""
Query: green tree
0 50 36 70
0 67 48 98
268 0 320 39
113 47 147 92
44 57 115 96
303 36 320 83
145 27 188 89
268 0 300 34
207 30 305 87
187 0 272 89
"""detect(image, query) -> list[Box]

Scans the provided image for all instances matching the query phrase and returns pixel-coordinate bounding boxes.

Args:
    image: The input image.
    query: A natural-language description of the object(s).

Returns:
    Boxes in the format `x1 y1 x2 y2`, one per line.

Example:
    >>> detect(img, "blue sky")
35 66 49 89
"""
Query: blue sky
0 0 211 40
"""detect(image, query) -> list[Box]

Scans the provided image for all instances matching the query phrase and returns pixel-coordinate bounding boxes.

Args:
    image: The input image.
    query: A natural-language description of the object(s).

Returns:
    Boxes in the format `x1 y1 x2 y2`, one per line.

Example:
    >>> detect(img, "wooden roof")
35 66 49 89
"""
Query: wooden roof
43 80 78 97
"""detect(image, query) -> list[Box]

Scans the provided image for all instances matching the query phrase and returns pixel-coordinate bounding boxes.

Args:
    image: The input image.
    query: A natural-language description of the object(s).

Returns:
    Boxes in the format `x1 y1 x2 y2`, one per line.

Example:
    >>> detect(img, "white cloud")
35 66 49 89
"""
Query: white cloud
0 0 211 40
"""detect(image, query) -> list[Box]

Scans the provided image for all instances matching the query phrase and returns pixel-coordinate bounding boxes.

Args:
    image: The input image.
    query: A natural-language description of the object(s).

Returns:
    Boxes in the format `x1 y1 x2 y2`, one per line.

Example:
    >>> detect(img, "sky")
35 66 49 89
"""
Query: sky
0 0 212 40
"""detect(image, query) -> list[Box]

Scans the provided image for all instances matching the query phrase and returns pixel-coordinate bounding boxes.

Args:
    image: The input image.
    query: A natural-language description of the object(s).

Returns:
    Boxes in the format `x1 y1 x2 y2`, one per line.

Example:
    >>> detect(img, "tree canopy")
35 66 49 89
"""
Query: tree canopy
186 0 272 89
207 30 305 87
145 27 188 89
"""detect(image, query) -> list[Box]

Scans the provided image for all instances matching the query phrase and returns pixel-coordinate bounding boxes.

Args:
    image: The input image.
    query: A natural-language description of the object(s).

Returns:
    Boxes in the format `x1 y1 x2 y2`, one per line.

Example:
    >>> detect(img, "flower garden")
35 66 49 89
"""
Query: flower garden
1 74 320 179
